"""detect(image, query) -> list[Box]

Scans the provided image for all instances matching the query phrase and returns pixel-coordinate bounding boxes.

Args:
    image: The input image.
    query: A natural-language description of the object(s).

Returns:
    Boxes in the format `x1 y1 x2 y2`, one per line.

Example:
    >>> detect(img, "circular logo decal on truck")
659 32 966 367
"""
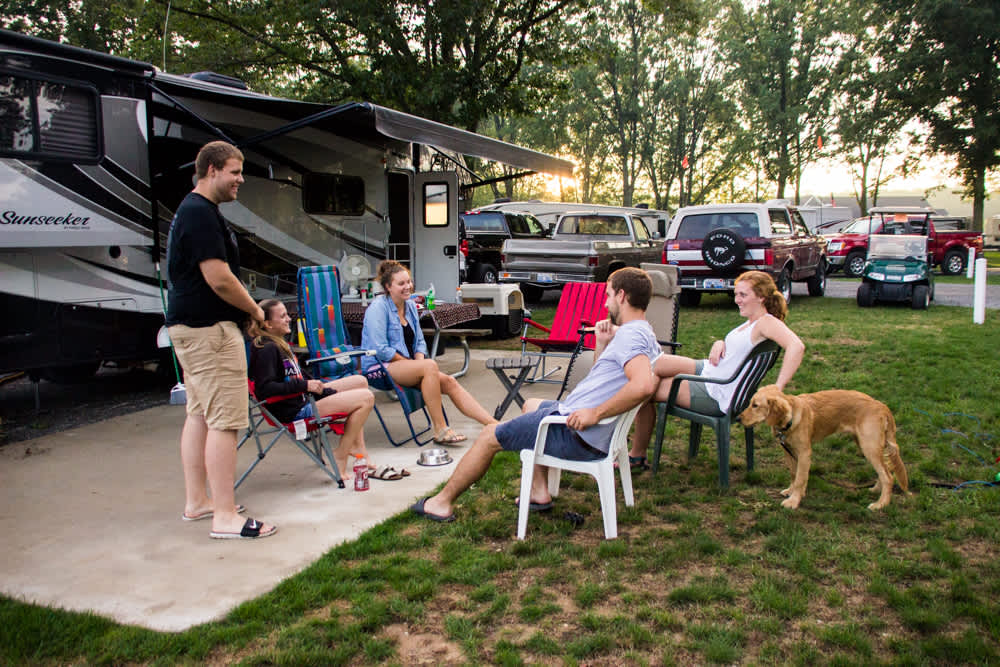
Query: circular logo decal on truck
701 228 746 276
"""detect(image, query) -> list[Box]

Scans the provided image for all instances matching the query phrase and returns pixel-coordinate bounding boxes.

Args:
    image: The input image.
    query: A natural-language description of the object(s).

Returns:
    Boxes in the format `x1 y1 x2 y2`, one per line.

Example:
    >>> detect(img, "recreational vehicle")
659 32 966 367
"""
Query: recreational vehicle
0 30 573 380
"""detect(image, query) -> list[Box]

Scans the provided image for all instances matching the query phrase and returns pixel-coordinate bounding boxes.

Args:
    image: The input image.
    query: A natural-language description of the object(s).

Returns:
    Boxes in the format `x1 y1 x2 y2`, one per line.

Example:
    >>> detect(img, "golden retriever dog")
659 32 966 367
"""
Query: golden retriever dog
738 385 909 510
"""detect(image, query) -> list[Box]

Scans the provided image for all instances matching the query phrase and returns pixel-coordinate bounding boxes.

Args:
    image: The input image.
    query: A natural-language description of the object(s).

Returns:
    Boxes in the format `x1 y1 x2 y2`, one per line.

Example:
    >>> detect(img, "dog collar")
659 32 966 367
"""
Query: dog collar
780 419 793 432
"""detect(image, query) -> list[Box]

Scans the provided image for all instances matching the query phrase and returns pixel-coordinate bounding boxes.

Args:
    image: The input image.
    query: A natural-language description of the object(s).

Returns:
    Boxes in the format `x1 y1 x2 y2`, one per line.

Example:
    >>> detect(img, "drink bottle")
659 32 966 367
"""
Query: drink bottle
353 453 369 491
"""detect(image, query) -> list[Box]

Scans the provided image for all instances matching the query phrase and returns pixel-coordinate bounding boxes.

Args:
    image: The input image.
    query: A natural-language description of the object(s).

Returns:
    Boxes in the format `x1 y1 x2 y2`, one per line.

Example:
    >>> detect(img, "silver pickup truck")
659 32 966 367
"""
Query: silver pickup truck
500 212 662 302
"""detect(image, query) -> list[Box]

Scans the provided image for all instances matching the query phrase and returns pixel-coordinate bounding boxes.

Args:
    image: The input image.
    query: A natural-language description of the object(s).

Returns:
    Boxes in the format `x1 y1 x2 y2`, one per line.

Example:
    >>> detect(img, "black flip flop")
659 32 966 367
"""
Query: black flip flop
210 517 277 539
515 499 554 512
410 497 455 523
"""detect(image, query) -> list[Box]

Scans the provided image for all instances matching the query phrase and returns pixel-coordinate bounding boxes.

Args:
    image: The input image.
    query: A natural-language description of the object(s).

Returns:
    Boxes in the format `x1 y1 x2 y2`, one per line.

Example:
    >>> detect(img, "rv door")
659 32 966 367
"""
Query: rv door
412 172 459 300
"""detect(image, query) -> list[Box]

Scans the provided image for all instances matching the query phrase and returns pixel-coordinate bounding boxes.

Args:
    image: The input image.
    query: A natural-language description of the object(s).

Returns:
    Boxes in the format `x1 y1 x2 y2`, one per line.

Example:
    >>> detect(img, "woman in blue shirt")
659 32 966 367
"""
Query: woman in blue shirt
361 261 496 444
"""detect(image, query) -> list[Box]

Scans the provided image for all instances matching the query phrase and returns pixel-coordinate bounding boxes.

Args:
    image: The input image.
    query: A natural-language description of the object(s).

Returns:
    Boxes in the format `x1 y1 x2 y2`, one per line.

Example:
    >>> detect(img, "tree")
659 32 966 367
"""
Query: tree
721 0 844 202
875 0 1000 228
3 0 586 133
642 24 753 210
148 0 585 132
831 11 914 215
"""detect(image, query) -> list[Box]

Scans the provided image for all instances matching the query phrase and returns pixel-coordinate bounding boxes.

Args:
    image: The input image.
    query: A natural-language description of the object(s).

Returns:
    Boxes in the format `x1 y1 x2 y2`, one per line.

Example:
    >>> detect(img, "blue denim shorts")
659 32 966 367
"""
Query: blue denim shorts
293 402 315 420
495 400 605 461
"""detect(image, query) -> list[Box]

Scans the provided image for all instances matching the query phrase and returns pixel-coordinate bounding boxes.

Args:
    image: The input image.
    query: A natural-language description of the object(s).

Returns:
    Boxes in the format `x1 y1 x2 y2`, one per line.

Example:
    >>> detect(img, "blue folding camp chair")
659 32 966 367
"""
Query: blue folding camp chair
297 265 440 447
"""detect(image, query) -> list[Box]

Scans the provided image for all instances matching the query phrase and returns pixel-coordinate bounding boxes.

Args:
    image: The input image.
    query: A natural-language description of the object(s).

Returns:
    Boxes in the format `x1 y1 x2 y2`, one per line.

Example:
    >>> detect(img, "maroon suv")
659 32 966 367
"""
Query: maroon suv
662 202 827 306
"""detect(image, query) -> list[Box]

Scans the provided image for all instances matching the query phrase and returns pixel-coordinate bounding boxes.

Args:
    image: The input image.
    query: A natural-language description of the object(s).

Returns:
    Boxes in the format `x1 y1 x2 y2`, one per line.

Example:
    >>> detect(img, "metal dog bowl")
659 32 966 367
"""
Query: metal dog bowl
417 447 453 467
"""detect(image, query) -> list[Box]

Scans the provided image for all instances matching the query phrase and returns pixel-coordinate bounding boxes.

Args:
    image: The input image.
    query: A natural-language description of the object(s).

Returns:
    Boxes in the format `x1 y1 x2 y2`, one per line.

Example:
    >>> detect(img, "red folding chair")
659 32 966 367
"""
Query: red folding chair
236 380 350 489
520 282 608 398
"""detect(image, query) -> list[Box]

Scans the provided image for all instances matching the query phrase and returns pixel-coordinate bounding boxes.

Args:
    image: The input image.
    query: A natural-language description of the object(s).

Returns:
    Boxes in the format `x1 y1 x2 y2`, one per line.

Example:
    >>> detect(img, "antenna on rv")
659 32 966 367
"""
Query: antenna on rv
162 1 172 71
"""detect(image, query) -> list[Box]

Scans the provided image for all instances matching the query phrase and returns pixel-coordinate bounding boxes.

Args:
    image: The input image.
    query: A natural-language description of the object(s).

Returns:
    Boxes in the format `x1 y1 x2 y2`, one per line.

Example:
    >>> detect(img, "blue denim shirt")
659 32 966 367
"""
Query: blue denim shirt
360 294 428 373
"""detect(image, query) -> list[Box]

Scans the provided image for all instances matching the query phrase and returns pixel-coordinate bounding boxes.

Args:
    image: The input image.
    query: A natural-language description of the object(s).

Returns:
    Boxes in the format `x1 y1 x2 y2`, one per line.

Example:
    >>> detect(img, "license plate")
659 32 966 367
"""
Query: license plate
702 278 726 289
535 273 554 283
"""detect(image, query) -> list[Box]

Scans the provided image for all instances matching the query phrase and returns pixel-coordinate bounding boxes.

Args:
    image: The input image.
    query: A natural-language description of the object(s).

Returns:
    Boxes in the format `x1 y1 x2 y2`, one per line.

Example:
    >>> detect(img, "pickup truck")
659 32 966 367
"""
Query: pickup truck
662 202 827 307
459 209 548 283
825 207 984 277
500 212 661 302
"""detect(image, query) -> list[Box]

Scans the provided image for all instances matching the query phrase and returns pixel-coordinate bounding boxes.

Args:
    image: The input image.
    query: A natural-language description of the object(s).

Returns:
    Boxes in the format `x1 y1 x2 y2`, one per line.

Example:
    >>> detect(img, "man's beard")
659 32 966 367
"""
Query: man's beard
608 308 619 325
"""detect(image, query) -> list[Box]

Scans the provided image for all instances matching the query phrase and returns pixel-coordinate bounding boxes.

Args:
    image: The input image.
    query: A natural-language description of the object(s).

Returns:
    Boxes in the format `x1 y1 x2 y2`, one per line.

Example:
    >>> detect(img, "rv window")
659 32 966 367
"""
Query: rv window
0 73 101 162
301 173 366 216
423 182 449 227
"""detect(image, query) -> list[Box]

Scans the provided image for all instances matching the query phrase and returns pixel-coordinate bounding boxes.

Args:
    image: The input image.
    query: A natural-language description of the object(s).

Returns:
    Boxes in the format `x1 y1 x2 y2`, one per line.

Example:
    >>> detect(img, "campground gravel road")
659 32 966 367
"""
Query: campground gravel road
794 275 1000 309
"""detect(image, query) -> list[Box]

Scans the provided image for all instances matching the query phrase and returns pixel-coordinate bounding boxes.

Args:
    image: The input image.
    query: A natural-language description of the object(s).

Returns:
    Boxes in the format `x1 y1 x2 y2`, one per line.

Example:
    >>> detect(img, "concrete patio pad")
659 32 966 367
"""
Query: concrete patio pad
0 349 566 632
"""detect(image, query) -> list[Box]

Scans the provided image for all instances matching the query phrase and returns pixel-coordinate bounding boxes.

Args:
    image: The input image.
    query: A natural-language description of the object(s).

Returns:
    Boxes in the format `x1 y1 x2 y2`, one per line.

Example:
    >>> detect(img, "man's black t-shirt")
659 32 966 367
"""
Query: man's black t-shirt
165 192 246 327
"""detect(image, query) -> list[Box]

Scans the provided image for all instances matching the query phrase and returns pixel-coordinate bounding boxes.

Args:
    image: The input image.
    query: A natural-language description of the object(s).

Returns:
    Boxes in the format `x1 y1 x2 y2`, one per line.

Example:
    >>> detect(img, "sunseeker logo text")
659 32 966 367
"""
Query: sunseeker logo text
1 210 91 228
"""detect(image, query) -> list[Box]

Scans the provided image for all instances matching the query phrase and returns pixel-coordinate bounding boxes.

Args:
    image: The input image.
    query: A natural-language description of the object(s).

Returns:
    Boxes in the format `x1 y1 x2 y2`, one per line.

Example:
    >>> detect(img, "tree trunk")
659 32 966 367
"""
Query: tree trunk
972 164 985 231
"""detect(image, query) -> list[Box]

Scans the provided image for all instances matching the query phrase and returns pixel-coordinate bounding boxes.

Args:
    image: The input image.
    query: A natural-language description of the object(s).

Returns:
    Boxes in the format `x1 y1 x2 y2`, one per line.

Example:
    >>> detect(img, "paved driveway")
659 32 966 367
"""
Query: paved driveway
794 275 1000 309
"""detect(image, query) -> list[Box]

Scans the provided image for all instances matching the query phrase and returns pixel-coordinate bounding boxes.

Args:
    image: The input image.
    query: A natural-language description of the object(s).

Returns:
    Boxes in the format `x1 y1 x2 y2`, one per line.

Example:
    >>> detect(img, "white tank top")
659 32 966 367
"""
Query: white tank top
701 318 761 413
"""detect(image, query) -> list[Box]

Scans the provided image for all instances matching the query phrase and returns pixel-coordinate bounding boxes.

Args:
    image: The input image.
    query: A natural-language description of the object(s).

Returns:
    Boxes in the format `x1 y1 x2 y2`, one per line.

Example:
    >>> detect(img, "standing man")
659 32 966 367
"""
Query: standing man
166 141 276 540
411 267 660 523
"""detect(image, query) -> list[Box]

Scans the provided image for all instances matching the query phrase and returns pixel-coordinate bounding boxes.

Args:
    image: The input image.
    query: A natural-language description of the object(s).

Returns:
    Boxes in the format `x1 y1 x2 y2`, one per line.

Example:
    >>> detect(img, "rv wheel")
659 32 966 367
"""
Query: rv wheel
39 362 101 384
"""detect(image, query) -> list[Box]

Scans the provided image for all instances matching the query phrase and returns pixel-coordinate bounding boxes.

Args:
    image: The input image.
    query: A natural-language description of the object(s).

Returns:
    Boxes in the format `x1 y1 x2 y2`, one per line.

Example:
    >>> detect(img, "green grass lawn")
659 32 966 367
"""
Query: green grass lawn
3 298 1000 665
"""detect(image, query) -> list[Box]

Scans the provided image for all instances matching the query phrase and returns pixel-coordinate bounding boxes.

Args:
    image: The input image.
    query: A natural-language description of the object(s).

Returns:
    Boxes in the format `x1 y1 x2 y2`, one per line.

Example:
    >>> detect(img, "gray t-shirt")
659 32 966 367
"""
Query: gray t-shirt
559 319 661 452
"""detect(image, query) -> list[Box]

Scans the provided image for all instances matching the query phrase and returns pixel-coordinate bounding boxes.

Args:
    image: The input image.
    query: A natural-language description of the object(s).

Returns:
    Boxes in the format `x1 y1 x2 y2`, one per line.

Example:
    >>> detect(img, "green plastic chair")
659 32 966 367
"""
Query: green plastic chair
650 339 781 488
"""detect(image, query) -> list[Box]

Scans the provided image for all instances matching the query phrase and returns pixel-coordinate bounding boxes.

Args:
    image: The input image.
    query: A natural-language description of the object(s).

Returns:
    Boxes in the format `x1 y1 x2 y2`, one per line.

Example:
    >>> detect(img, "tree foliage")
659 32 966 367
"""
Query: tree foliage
721 0 844 201
874 0 1000 226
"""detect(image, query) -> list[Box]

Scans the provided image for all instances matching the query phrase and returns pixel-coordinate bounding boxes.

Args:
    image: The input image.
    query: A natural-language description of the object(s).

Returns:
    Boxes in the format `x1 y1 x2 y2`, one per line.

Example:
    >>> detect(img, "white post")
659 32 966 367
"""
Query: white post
973 257 987 324
966 247 975 279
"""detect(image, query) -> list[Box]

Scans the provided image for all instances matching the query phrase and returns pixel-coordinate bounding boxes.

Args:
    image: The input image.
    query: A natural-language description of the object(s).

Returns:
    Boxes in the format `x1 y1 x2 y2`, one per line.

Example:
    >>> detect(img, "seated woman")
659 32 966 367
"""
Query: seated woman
247 299 377 480
628 270 806 465
361 260 497 444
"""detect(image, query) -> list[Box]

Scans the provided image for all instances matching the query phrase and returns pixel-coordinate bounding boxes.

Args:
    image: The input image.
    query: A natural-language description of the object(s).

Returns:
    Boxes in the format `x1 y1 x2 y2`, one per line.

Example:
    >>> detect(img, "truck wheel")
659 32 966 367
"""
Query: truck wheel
912 285 930 309
807 261 826 296
844 251 866 278
776 268 791 304
941 250 965 276
472 263 498 284
679 290 701 307
520 284 545 303
857 282 874 307
606 263 626 279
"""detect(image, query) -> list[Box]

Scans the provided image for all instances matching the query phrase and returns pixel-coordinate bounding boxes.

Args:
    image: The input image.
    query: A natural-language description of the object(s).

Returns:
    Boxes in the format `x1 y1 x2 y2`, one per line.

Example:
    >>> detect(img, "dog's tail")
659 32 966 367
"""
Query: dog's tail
883 411 910 494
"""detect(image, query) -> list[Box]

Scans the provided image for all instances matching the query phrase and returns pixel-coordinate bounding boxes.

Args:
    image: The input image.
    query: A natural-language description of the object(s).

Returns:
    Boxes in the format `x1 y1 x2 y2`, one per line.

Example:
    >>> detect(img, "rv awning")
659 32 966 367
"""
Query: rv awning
150 73 574 178
368 105 574 178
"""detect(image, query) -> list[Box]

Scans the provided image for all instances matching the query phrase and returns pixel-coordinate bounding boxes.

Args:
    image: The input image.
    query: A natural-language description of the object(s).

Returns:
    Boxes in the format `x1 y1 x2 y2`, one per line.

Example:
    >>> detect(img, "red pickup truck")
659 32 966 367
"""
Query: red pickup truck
825 207 983 277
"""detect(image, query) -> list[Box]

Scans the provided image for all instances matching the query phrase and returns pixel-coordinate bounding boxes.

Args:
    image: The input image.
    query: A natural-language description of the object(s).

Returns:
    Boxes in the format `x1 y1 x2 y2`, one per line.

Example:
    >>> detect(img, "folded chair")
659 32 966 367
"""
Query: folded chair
516 404 641 540
297 265 438 447
236 380 349 489
641 263 683 355
650 339 781 488
520 282 607 397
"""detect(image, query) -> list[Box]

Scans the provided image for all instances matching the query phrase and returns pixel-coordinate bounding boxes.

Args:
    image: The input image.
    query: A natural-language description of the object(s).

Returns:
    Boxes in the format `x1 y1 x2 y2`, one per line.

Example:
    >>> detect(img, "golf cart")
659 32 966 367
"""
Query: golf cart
856 233 934 309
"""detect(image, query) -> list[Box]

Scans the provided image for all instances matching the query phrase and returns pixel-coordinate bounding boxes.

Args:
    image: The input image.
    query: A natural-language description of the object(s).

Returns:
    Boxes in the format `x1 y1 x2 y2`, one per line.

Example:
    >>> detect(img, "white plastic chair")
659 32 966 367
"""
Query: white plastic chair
516 404 642 540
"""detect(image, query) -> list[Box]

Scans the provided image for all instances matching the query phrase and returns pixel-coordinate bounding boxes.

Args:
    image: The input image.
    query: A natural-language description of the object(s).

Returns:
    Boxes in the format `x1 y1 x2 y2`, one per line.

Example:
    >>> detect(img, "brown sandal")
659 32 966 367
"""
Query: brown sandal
433 427 467 445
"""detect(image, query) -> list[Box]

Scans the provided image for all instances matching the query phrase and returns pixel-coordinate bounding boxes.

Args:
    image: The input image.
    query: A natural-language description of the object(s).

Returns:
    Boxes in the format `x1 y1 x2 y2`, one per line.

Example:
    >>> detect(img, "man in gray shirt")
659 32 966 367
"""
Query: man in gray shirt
412 267 660 522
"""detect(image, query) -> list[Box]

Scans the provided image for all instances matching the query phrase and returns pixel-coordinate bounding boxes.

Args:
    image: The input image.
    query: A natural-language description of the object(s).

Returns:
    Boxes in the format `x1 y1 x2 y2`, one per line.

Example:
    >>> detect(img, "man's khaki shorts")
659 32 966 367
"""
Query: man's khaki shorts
168 321 248 431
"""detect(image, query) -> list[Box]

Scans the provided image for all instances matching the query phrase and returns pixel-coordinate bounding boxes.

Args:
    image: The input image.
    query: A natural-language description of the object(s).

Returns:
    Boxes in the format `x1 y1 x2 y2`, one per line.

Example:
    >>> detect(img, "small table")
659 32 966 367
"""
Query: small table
341 301 482 376
486 356 537 419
